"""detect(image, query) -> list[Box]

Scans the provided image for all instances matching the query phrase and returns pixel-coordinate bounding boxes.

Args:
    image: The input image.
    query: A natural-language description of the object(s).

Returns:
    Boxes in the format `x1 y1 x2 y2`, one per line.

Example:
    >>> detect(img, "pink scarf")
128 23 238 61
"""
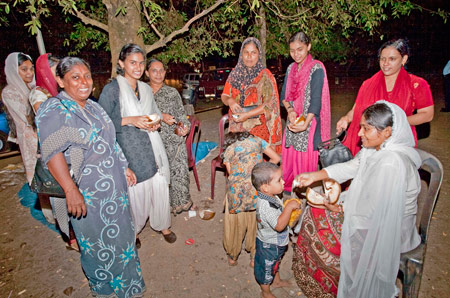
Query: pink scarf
285 54 331 141
36 53 58 97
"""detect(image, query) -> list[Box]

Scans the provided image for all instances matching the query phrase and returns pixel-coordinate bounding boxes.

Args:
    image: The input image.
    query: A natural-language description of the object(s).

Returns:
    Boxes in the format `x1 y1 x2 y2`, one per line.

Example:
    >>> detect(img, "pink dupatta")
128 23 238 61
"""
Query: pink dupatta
284 54 331 142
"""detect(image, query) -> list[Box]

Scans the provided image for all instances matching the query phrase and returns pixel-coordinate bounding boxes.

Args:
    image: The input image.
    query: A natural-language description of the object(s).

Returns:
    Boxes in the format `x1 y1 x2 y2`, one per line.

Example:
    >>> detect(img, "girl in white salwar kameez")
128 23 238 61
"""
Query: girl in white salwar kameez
295 101 421 298
98 44 176 246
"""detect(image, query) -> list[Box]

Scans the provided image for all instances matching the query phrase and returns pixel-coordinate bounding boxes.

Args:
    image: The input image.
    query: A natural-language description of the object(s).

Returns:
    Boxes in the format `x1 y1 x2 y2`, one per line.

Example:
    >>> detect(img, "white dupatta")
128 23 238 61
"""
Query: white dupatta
117 75 170 184
334 101 421 298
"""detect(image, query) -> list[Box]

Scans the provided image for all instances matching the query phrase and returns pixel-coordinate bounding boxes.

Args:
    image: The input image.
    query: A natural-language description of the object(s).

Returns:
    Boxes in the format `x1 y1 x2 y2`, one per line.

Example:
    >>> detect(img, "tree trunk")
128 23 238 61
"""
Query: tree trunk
257 5 267 67
103 0 145 75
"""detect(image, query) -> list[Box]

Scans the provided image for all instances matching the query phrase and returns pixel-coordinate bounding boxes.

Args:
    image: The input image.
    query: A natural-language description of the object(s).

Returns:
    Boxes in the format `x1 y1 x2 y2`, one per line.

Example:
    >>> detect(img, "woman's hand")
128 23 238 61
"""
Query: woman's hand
65 185 87 218
47 152 87 218
147 122 161 132
123 116 152 130
221 94 243 114
323 197 341 213
294 172 316 188
229 101 244 114
232 111 251 123
287 110 297 124
336 115 350 134
176 124 189 136
126 168 137 186
294 169 329 188
336 105 355 134
287 121 308 133
162 113 176 125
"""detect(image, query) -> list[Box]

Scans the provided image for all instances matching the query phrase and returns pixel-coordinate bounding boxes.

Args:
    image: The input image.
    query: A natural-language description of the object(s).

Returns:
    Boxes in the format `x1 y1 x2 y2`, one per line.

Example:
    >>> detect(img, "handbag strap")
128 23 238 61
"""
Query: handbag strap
319 130 347 149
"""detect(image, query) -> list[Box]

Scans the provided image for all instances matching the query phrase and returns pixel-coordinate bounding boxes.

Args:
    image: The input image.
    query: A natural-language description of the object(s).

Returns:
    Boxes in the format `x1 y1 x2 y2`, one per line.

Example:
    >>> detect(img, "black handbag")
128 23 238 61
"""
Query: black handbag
30 158 66 197
318 131 353 168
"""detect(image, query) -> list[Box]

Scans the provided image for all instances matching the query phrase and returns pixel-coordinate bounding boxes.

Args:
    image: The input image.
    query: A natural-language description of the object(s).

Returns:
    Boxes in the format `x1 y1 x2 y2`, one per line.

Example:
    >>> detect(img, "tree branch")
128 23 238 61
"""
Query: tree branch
145 0 225 54
142 2 163 39
58 1 108 32
264 0 311 20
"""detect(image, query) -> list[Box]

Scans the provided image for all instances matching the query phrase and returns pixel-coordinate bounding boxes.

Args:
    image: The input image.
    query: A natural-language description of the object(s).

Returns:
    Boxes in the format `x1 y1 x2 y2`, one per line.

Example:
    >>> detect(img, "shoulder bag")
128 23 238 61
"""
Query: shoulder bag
318 131 353 168
30 157 67 197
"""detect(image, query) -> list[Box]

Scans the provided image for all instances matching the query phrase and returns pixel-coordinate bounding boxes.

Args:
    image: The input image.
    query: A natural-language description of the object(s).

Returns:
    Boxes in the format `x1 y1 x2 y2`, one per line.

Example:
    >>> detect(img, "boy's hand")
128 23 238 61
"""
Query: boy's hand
285 199 300 211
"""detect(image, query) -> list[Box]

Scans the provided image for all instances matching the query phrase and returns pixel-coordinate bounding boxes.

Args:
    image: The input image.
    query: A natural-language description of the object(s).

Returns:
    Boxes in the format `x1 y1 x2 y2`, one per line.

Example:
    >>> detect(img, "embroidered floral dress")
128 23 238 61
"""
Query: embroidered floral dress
153 85 192 211
36 92 145 297
223 136 267 214
223 37 282 154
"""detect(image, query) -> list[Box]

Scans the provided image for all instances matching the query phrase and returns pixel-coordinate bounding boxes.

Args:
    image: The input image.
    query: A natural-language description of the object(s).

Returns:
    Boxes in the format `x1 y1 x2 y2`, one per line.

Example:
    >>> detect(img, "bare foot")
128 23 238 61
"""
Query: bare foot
161 229 171 235
250 259 254 268
271 279 291 289
261 291 276 298
228 256 238 266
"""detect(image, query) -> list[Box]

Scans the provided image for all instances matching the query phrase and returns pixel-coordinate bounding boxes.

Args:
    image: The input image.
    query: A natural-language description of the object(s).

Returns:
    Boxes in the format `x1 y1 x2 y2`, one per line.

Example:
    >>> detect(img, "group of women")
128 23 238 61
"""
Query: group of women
1 43 193 297
221 34 433 298
1 31 434 297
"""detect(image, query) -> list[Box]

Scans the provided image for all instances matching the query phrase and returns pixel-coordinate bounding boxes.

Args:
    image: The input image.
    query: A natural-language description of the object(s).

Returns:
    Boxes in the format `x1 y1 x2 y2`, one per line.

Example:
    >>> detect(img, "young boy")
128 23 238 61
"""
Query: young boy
251 162 300 298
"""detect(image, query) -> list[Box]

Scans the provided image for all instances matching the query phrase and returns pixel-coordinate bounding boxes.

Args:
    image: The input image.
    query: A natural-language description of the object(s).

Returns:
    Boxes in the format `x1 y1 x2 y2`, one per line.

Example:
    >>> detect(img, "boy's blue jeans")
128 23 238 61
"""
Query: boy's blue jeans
254 238 288 285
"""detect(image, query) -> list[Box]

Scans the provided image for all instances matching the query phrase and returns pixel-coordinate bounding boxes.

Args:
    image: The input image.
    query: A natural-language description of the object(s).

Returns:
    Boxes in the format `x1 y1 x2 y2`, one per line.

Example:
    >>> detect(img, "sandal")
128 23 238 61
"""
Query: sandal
161 231 177 243
177 201 194 214
66 239 80 252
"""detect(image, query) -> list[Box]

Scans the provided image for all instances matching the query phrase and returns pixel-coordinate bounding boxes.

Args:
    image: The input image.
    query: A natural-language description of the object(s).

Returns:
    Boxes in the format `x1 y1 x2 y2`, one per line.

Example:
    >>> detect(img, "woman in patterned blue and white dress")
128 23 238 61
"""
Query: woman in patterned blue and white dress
36 57 145 297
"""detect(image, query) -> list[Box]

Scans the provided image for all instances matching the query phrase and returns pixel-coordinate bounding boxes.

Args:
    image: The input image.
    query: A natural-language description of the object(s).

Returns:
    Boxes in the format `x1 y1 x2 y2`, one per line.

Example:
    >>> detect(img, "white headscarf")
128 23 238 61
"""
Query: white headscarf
116 75 170 184
379 100 421 168
337 100 421 298
4 52 36 98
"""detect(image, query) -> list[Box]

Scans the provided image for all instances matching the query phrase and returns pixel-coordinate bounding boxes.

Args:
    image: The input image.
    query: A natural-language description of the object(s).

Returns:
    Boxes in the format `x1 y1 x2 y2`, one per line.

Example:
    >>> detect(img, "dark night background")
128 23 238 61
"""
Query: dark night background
0 1 449 98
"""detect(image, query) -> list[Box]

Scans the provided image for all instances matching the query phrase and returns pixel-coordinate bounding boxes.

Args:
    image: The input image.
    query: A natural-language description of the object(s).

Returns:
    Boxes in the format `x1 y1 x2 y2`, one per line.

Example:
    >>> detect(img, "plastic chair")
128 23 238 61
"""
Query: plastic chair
398 149 443 298
210 114 229 200
185 115 201 191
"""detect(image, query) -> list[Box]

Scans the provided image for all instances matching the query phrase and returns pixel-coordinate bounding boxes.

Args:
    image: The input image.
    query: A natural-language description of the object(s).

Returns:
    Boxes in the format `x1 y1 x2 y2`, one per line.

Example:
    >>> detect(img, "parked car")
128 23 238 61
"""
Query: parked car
198 68 232 99
181 73 200 104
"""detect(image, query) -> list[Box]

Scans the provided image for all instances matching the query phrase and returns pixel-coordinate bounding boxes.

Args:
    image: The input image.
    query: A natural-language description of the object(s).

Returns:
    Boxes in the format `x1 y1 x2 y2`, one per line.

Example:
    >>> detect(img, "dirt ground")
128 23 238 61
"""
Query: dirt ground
0 86 449 298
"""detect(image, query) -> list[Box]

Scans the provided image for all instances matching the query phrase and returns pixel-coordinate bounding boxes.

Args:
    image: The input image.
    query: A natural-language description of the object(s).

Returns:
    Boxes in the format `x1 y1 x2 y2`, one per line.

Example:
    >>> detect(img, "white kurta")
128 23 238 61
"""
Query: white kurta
325 101 421 298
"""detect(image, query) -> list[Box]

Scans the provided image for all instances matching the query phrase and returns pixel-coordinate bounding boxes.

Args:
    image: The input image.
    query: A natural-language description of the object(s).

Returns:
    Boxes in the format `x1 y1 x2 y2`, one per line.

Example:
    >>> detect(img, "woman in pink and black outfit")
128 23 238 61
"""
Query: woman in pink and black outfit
280 31 331 192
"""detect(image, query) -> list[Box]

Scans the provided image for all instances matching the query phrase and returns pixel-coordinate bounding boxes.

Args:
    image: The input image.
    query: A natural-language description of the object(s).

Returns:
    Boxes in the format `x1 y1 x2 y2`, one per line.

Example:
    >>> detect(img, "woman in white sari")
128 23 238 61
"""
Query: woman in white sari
2 52 38 184
99 44 176 246
295 101 421 298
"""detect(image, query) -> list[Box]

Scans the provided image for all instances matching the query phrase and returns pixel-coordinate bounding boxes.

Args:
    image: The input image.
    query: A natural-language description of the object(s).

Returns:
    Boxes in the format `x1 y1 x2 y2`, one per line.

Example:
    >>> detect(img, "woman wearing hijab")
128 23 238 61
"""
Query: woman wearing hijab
99 44 176 246
1 52 38 184
221 37 282 154
336 39 434 156
280 31 331 192
294 101 421 297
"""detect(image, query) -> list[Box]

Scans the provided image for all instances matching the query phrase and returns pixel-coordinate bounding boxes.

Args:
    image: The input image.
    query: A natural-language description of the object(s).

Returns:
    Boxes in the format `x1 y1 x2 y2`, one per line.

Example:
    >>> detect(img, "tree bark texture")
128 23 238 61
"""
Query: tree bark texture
257 5 267 67
103 0 145 75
